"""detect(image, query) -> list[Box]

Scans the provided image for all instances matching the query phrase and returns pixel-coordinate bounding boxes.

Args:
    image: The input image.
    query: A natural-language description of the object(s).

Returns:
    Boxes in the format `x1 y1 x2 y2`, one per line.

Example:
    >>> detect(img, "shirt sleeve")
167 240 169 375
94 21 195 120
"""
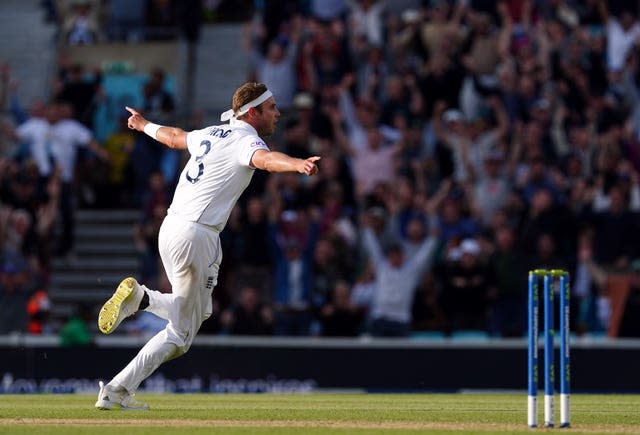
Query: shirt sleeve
237 136 270 167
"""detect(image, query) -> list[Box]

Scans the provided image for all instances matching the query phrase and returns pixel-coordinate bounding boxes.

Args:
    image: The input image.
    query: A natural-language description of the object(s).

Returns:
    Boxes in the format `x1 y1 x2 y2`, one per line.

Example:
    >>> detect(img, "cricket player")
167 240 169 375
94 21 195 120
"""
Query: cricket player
95 82 320 410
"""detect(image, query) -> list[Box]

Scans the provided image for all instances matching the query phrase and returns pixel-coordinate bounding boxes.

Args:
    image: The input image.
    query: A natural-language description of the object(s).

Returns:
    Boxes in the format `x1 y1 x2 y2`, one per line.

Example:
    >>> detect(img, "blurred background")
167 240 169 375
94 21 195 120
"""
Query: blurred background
1 0 640 393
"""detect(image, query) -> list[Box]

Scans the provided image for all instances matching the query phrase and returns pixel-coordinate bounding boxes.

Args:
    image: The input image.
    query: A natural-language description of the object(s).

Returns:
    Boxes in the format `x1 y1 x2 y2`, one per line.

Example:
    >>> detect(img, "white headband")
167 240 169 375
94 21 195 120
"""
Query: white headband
220 90 273 122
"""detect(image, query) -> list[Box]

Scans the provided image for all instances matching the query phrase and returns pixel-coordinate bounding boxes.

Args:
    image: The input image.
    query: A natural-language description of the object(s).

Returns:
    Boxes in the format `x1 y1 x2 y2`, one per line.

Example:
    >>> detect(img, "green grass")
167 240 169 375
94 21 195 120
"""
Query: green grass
1 393 639 434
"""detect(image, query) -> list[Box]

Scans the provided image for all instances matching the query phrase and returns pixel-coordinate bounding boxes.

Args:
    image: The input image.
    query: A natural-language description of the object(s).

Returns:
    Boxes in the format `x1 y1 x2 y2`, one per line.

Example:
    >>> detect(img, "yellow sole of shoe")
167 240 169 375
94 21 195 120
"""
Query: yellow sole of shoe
97 277 135 334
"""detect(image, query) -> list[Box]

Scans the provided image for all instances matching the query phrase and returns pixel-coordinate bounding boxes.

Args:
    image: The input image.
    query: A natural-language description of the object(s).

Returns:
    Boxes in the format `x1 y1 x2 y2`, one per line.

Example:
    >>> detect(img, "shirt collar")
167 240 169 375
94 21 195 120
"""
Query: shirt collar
230 118 258 136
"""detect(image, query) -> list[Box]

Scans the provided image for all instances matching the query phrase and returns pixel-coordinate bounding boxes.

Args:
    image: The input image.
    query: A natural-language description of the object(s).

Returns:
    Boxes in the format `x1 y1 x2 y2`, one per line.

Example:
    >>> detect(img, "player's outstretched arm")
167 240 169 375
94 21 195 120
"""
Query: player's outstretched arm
125 106 188 150
251 149 320 176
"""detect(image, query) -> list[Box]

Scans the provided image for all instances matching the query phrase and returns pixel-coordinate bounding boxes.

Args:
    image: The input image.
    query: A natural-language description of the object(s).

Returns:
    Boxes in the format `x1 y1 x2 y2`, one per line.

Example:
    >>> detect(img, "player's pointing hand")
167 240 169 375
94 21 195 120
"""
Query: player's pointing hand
125 106 148 132
301 156 321 176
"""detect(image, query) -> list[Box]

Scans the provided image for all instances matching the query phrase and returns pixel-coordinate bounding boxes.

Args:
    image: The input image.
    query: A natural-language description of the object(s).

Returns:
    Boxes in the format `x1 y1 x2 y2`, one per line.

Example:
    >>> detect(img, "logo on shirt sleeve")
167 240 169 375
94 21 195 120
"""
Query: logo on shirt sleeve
251 141 266 148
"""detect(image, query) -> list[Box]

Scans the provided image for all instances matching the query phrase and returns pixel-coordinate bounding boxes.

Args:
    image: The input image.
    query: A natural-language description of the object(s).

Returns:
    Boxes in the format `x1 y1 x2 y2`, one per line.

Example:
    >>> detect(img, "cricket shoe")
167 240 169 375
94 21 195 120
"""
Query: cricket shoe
95 381 149 410
98 277 144 334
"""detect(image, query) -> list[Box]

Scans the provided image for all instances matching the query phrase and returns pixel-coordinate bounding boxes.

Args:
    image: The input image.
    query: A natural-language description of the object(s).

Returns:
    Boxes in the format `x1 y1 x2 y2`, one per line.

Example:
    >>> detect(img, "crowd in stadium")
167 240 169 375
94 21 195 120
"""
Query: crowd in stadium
1 0 640 340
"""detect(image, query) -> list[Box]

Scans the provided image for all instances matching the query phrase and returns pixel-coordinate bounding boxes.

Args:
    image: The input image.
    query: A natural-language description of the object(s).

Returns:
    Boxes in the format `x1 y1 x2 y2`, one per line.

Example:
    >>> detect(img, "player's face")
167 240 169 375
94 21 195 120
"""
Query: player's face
254 97 280 136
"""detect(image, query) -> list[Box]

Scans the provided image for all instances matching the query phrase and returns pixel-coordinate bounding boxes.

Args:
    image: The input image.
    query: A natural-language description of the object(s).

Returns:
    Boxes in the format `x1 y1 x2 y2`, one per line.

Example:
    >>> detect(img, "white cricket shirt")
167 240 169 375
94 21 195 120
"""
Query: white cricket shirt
167 118 269 232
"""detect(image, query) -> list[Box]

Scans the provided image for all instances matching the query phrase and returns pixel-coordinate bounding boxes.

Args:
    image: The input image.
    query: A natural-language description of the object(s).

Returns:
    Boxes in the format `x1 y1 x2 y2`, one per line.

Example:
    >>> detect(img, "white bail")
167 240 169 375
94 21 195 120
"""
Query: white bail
220 90 273 121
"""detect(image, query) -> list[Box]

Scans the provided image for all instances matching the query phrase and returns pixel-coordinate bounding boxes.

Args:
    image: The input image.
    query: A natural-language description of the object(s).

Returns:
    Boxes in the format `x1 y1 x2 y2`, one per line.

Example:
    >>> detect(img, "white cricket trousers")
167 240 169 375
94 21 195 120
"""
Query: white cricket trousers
109 214 222 393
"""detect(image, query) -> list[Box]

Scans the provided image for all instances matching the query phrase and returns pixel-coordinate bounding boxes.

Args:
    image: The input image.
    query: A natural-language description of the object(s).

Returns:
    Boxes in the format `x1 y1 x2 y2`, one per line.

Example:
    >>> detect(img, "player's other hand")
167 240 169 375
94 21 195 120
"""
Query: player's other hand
125 106 148 132
300 156 321 176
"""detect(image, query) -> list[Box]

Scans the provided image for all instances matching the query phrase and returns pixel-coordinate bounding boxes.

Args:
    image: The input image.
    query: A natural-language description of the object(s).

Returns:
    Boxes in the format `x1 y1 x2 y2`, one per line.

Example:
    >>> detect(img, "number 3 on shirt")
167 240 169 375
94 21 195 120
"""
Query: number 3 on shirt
185 140 211 183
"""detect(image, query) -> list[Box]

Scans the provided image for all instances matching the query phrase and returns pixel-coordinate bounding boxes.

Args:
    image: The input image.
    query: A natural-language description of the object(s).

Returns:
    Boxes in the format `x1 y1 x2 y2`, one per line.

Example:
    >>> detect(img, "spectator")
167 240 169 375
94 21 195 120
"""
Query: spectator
142 69 175 124
331 103 403 197
438 238 493 333
301 19 350 88
0 165 59 282
591 160 640 212
0 260 32 334
49 102 109 257
361 211 439 337
140 68 179 185
347 0 385 47
268 205 319 336
420 55 466 117
2 100 55 182
255 0 301 54
98 114 136 207
61 0 102 45
433 105 472 183
33 177 61 279
518 187 575 258
355 44 388 101
583 184 640 268
249 16 302 112
282 115 312 159
470 150 512 226
411 272 447 333
379 74 419 128
54 61 102 129
604 5 640 73
225 196 273 302
433 96 509 184
319 280 363 336
59 303 94 346
580 243 640 337
312 234 355 304
385 178 428 257
26 288 52 334
572 228 605 333
552 116 598 179
334 73 393 152
437 185 481 247
460 10 504 77
308 152 357 212
519 154 563 206
532 231 567 272
220 286 274 335
1 207 40 274
418 0 466 59
487 225 528 337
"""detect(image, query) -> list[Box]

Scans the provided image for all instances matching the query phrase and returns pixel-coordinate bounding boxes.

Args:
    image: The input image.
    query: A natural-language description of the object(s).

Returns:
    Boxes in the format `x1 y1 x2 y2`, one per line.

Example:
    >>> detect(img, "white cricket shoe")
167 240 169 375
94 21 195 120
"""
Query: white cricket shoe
95 381 149 410
98 277 144 334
